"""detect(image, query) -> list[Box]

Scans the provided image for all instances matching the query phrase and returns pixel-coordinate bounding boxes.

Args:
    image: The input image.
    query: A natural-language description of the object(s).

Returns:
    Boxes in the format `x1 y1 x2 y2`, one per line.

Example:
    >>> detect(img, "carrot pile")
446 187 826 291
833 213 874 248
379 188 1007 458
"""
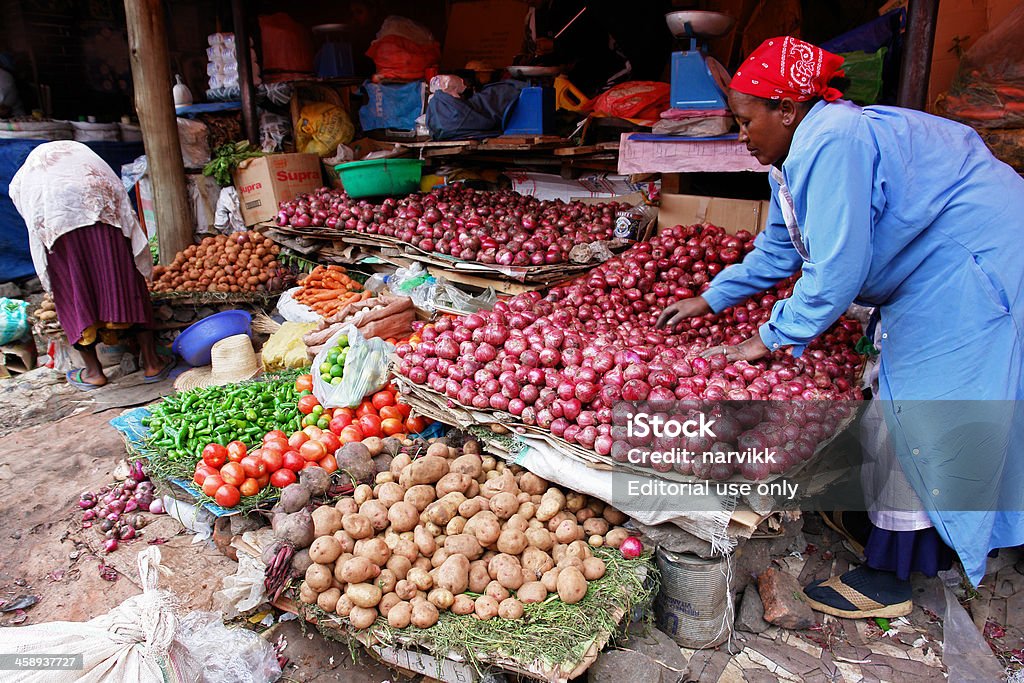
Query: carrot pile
294 265 371 316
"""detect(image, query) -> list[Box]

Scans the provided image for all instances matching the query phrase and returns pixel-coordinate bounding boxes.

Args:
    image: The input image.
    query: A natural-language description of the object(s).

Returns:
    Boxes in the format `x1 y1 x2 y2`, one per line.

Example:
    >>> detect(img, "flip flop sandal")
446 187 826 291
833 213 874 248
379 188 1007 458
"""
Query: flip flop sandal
819 510 867 558
66 368 105 391
143 357 177 384
803 566 913 619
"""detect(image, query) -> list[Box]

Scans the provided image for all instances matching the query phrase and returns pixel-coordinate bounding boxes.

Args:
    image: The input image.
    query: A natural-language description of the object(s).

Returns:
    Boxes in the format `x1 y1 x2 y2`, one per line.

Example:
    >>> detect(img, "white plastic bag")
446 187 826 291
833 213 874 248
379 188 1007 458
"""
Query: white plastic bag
173 612 281 683
311 324 393 408
214 187 245 234
276 287 320 323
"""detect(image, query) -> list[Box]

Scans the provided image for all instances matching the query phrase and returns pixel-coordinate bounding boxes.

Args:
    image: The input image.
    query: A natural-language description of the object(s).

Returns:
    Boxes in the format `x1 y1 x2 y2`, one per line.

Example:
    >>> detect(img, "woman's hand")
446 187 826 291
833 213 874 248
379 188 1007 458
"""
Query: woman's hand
701 334 772 363
656 297 712 332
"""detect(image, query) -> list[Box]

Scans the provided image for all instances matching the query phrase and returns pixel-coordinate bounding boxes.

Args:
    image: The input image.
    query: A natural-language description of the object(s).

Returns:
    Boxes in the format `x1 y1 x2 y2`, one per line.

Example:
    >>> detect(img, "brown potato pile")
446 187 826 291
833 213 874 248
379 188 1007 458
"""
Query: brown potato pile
150 231 286 293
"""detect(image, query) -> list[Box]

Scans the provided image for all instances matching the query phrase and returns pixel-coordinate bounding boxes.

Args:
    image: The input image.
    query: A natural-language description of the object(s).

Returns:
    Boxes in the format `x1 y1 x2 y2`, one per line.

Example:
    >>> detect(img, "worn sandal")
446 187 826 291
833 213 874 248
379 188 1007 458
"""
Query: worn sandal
66 368 105 391
143 357 177 384
803 566 912 619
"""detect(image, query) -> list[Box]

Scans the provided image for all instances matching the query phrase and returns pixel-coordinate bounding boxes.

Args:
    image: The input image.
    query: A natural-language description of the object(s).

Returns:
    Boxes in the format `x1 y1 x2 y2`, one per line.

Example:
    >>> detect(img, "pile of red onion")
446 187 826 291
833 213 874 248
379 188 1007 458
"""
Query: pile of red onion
277 186 622 266
395 223 865 480
79 462 164 553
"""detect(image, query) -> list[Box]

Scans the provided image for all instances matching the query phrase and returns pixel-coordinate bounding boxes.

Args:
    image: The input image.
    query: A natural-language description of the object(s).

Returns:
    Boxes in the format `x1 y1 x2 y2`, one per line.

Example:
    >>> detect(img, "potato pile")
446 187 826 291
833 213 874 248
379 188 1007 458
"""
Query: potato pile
297 439 631 629
150 231 288 293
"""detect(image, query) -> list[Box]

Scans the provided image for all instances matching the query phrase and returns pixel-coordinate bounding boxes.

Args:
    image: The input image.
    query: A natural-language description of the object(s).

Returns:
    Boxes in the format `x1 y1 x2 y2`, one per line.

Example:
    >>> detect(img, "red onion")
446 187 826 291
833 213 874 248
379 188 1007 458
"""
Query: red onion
620 537 643 559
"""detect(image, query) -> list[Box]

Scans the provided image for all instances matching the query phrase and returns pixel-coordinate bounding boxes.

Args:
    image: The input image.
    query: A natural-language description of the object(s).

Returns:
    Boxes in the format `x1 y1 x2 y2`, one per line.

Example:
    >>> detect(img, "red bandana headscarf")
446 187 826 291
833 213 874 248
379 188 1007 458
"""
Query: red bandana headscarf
730 37 845 102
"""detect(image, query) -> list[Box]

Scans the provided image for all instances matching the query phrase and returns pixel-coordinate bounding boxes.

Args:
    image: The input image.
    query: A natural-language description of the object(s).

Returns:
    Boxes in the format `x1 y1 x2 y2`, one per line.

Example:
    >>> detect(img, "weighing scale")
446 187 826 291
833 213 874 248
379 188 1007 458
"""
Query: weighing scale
666 11 735 111
503 65 562 136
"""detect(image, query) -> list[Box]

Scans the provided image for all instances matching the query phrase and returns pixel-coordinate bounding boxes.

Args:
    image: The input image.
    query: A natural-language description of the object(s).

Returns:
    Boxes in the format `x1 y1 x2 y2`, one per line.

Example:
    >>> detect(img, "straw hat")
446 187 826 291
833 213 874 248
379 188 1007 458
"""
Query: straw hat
174 334 263 391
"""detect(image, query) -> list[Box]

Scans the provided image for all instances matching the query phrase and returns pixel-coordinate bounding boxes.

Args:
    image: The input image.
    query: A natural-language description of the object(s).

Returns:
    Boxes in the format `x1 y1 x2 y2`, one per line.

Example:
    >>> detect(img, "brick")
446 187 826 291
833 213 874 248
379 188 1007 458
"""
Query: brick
757 567 816 631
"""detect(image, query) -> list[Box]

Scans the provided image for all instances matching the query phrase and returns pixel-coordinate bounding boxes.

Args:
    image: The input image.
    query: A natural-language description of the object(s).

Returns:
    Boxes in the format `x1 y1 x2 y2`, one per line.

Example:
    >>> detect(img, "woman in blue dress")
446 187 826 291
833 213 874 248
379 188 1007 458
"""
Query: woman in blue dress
657 36 1024 617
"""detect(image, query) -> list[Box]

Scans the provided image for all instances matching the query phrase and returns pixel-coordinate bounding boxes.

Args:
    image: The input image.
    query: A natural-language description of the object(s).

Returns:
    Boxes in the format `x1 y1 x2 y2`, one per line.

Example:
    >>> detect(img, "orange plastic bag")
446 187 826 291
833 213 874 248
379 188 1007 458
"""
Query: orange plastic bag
367 35 440 81
584 81 670 126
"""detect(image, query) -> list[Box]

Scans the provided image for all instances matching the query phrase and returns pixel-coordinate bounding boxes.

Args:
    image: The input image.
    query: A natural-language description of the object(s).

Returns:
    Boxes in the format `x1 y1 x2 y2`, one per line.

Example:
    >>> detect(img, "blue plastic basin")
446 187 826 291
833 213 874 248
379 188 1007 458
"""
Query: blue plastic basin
172 310 252 367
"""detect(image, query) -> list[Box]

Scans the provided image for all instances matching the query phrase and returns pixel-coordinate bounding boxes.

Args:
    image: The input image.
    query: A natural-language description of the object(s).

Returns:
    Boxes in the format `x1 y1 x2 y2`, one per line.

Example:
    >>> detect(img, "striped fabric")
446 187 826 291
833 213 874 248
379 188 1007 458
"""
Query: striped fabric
46 222 153 345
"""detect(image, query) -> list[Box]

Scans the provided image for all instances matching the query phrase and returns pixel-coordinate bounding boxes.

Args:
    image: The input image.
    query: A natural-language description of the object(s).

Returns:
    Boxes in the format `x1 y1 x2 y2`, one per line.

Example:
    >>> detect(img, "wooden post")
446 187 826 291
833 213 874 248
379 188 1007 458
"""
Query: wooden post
124 0 192 265
897 0 941 111
232 0 259 145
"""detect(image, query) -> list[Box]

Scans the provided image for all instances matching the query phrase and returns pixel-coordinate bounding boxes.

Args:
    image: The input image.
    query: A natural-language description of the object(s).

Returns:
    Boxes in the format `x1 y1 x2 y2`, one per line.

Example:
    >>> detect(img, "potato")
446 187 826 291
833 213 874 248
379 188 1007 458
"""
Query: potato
427 493 466 526
411 600 440 628
536 488 565 522
489 492 520 520
428 588 455 610
311 506 343 537
603 507 628 525
387 600 412 628
498 598 524 620
525 528 553 551
431 548 449 568
496 529 528 556
541 568 561 593
317 588 342 613
555 519 581 544
424 522 442 537
305 563 334 592
386 555 412 580
349 606 377 629
557 567 588 604
469 561 491 593
332 530 356 554
309 536 343 565
465 511 501 547
567 540 592 561
481 455 497 471
518 472 548 496
407 567 433 591
517 501 537 520
402 455 449 486
363 436 384 457
426 442 449 459
485 580 510 602
474 595 499 620
481 469 519 499
376 568 397 594
375 472 394 485
359 500 390 531
605 527 629 549
387 501 419 533
504 514 528 533
557 556 583 570
458 497 482 518
388 539 415 564
583 518 609 537
451 594 476 615
340 556 379 584
463 440 481 455
356 537 391 566
436 553 470 594
589 535 605 547
390 453 412 478
582 557 607 580
413 556 433 573
517 581 547 604
400 485 433 513
521 547 554 580
488 553 524 590
353 484 374 506
395 579 417 601
298 580 318 604
335 594 354 617
466 480 481 499
341 513 373 540
547 511 576 533
335 498 358 516
444 534 483 560
376 592 400 616
346 582 383 608
445 516 467 536
436 472 473 497
564 492 586 513
449 453 483 480
575 508 596 523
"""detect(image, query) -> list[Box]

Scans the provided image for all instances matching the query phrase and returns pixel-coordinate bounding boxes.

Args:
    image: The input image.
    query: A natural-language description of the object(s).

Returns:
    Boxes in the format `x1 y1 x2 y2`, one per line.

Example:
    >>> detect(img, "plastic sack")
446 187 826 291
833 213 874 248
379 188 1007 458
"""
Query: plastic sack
296 102 355 157
214 186 245 234
178 118 211 168
584 81 670 125
276 287 320 323
359 81 425 132
839 48 887 105
367 17 440 81
0 298 28 344
941 3 1024 128
262 321 317 371
311 324 393 408
174 611 280 683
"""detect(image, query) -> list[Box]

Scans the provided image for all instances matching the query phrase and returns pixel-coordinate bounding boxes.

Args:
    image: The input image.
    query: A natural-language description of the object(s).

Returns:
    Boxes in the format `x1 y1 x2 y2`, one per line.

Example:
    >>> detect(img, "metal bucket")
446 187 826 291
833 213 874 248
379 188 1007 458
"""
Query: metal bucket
654 547 732 648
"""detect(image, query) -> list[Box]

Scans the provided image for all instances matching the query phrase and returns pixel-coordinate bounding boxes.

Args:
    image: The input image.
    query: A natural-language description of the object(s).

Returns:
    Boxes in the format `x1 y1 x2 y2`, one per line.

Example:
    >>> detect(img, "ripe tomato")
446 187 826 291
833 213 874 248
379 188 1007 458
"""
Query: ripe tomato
302 461 325 471
356 401 377 418
297 394 321 415
288 431 309 449
328 414 353 435
358 414 383 438
263 430 288 444
239 477 261 497
220 462 245 487
380 417 405 437
319 453 338 474
299 439 327 462
259 449 283 473
405 415 428 434
214 484 241 508
193 464 218 486
334 407 356 422
319 431 341 454
226 441 247 461
302 425 324 440
270 468 297 487
201 474 225 497
262 438 289 455
371 390 396 411
257 474 270 488
395 401 412 419
201 443 228 468
282 450 305 472
339 425 364 444
241 455 267 478
294 374 314 393
378 405 403 422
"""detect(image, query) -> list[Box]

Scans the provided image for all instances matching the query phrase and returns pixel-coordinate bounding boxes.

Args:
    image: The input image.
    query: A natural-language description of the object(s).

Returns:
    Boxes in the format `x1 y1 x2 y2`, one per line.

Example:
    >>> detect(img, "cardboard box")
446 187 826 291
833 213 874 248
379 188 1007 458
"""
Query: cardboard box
442 0 529 71
232 153 323 225
657 193 770 235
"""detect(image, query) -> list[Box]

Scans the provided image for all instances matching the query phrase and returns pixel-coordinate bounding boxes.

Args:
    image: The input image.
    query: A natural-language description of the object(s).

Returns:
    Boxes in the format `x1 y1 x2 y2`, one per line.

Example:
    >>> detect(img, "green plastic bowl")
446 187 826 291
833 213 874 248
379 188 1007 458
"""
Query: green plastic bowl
334 158 423 198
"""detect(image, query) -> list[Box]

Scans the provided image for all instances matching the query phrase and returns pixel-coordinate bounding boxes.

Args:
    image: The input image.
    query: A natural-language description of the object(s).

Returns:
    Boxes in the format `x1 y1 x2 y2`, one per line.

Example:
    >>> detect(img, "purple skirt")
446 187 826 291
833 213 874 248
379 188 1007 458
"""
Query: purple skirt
47 223 153 345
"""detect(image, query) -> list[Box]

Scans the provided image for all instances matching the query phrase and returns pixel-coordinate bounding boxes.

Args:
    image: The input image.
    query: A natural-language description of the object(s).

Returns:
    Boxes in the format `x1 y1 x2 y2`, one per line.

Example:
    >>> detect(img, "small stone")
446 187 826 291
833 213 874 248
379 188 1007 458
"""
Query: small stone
620 624 688 674
13 578 26 587
0 282 21 298
590 649 668 683
20 277 42 294
735 584 769 634
757 567 816 630
171 307 195 323
154 305 175 322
